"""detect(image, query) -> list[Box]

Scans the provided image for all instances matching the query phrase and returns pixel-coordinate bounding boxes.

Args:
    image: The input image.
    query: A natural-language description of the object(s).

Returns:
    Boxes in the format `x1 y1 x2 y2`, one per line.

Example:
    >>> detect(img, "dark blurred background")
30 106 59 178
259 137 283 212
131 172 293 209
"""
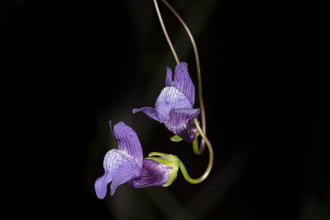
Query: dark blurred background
1 0 324 219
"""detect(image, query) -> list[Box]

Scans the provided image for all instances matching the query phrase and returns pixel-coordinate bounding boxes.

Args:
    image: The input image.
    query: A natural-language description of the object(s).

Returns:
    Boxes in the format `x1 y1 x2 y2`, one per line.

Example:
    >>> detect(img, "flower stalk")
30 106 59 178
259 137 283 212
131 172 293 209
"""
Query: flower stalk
153 0 179 64
189 118 213 183
182 119 213 183
148 119 213 185
179 119 213 184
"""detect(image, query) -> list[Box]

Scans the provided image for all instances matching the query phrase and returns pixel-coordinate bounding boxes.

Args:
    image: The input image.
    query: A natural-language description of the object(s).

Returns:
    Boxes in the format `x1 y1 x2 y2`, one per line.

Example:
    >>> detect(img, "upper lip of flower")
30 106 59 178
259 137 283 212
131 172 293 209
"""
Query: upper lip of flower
165 62 195 106
109 121 144 169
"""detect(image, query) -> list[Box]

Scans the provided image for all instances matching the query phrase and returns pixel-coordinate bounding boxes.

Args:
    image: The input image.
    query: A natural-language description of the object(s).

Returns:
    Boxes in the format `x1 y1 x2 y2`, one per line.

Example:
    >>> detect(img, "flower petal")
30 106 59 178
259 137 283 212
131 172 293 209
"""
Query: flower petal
94 149 141 199
165 66 174 87
165 108 200 143
155 86 192 122
132 107 160 122
129 159 174 188
173 62 195 105
109 121 143 169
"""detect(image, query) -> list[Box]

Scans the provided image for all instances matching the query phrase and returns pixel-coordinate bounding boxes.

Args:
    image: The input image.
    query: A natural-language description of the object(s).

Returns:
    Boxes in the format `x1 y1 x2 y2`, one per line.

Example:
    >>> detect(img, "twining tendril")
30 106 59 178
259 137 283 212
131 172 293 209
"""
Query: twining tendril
153 0 206 154
153 0 179 64
153 0 213 183
179 118 213 183
148 119 213 184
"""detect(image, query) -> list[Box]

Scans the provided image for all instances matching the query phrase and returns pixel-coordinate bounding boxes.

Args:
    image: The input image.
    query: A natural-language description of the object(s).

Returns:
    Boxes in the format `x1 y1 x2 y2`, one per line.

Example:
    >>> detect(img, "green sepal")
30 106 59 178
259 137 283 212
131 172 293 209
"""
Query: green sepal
192 136 199 155
146 152 181 187
170 134 183 142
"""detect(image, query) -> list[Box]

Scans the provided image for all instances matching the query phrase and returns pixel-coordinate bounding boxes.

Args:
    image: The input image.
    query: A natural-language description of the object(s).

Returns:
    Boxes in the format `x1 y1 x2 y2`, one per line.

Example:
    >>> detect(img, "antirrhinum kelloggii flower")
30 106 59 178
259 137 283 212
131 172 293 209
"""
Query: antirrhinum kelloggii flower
133 62 200 143
94 121 178 199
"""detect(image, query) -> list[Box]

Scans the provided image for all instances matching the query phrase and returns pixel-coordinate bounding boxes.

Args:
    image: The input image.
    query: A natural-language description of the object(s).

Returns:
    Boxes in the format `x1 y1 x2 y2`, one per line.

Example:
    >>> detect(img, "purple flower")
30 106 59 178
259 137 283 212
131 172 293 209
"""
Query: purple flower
129 159 174 188
133 62 200 143
94 121 175 199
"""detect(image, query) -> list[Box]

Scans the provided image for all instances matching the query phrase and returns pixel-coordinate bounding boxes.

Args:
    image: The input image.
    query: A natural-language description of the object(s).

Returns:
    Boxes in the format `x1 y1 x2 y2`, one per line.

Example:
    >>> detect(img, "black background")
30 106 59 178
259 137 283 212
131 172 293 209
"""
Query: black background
1 0 324 219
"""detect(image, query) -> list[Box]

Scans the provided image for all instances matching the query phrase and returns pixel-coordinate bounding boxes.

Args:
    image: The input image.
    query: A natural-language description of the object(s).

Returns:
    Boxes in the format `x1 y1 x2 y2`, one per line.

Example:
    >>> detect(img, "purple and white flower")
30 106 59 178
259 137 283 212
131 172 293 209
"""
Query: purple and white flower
133 62 200 143
94 121 174 199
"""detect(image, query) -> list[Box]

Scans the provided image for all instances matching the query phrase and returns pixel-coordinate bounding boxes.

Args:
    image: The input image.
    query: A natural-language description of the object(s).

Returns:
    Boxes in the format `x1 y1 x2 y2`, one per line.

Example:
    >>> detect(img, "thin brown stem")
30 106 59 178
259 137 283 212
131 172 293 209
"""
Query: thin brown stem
179 118 213 183
153 0 180 64
160 0 206 153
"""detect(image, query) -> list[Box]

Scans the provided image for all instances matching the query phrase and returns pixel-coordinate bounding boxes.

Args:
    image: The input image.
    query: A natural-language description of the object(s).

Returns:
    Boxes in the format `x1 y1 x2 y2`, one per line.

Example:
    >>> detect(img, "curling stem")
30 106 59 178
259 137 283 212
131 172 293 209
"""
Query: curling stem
180 118 213 184
153 0 180 64
159 0 206 153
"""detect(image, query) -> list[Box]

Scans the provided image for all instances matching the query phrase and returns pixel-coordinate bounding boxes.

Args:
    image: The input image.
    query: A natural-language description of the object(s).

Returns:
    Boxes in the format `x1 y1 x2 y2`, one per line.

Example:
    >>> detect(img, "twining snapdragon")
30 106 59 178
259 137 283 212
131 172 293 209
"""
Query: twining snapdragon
133 62 200 143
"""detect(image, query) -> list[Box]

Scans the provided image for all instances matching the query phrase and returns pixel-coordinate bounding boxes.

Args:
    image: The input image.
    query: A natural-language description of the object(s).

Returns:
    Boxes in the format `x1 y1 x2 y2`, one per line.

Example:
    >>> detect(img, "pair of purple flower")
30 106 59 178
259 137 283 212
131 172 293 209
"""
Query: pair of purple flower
95 62 200 199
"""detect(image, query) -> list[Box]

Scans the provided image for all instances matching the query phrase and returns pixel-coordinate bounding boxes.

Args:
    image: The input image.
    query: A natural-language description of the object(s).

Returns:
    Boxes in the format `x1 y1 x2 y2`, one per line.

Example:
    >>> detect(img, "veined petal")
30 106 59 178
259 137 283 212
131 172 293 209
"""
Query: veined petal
165 66 174 87
155 86 192 122
173 62 195 105
165 108 200 143
129 159 174 188
109 121 143 169
132 107 160 122
94 149 141 199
